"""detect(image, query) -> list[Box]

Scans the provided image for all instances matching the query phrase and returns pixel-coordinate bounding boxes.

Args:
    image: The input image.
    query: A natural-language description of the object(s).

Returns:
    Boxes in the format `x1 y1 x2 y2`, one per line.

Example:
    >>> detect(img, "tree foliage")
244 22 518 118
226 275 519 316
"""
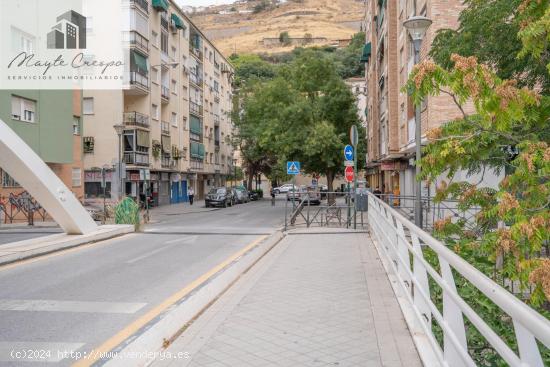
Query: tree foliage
232 49 365 191
430 0 550 92
407 17 550 307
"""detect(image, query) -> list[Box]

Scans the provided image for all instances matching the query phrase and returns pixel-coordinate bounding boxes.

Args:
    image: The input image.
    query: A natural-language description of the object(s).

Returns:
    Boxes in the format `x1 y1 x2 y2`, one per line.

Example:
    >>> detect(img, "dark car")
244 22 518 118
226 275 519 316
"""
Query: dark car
205 187 234 208
249 191 259 201
234 187 249 204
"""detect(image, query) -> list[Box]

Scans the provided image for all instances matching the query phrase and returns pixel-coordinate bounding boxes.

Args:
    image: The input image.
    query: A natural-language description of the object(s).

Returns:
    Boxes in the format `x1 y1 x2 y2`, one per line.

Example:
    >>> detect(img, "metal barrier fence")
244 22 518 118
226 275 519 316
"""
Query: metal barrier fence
284 191 368 230
374 193 480 232
0 191 48 225
367 192 550 367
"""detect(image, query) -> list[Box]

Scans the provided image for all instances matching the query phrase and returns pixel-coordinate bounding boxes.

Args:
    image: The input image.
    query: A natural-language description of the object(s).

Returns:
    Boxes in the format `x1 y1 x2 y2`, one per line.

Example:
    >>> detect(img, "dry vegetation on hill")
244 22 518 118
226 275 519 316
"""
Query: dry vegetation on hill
188 0 365 56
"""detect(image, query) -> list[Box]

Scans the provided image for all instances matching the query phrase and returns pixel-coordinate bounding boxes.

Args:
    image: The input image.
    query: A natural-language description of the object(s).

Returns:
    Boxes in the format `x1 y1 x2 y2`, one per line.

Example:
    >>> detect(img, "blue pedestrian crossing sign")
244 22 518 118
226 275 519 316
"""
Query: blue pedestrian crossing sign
344 145 354 161
287 161 301 175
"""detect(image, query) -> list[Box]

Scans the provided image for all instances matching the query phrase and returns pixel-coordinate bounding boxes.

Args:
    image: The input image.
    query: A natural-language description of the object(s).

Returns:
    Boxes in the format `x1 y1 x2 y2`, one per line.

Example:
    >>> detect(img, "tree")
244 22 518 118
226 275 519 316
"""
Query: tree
406 56 550 305
229 54 277 88
279 31 291 46
430 0 550 92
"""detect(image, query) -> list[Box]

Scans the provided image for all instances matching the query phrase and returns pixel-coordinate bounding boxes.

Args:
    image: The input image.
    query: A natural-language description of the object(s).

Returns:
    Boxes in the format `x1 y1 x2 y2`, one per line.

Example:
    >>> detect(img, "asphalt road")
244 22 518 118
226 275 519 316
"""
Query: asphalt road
0 199 286 366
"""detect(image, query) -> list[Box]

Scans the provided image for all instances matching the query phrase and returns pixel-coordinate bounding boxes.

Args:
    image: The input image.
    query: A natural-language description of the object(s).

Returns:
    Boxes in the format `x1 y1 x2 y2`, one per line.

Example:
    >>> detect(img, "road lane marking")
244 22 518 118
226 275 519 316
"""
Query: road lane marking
164 235 198 244
126 244 176 264
72 234 268 367
0 300 146 314
0 234 137 272
0 342 84 363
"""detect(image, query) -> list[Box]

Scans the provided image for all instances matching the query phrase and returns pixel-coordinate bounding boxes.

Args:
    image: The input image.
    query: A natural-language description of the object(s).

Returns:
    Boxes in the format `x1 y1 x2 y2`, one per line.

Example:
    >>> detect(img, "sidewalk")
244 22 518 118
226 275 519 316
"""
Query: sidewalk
154 229 421 367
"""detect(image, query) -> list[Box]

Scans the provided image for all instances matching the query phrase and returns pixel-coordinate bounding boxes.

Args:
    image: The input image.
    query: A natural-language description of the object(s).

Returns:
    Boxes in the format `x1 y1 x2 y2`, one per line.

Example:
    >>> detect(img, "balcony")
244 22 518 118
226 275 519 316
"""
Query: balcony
161 85 170 103
128 71 149 95
124 152 150 166
213 114 220 126
123 31 149 55
190 101 203 117
160 16 169 30
189 73 203 88
189 47 203 61
190 159 204 171
123 111 150 129
161 155 174 169
128 0 149 14
161 121 170 136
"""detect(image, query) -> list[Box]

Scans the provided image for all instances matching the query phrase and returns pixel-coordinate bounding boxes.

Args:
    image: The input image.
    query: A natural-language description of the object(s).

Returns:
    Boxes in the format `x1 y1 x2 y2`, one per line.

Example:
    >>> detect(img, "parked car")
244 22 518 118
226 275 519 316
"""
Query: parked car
249 191 260 201
205 187 234 208
234 187 249 204
286 186 321 205
272 184 297 194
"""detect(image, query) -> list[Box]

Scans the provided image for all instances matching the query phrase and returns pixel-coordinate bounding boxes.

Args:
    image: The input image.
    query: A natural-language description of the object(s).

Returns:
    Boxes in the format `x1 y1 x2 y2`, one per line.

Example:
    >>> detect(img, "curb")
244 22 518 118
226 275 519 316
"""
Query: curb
0 225 135 267
97 231 285 367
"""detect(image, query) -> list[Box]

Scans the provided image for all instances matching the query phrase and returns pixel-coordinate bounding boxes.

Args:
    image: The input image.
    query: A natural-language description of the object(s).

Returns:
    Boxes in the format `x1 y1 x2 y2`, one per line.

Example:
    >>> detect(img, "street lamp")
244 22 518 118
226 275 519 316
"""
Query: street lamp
403 15 432 229
113 124 125 200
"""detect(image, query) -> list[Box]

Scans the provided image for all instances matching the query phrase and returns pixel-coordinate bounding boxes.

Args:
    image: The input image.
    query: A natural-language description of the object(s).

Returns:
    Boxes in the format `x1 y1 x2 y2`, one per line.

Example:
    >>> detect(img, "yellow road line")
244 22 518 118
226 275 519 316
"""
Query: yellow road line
0 234 136 272
72 234 268 367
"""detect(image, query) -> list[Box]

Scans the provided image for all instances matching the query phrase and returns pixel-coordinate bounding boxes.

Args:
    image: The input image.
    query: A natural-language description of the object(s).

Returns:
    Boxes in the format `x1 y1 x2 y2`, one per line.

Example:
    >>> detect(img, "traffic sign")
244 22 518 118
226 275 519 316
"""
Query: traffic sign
345 166 354 183
287 161 301 175
344 145 354 161
350 125 359 147
344 160 354 167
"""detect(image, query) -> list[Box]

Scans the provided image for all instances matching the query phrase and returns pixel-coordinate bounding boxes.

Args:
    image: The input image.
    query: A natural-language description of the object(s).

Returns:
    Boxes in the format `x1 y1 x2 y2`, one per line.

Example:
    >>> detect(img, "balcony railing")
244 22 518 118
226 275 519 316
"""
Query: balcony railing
161 121 170 136
123 31 149 54
190 101 203 116
160 16 169 30
189 47 203 61
124 151 150 166
190 159 204 171
161 155 173 169
213 114 220 125
189 73 203 87
161 85 170 101
123 111 150 129
129 0 149 13
129 71 149 91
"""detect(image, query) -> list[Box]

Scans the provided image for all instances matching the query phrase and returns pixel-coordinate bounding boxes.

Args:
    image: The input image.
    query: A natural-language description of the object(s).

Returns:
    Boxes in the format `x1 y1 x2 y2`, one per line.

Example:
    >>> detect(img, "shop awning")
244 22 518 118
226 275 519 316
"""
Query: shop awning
360 42 372 63
171 13 185 30
152 0 169 12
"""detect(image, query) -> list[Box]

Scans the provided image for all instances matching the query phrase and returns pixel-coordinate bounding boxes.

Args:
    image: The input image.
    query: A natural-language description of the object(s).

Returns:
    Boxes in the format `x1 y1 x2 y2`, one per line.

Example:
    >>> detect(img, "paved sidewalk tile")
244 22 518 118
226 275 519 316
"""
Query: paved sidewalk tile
155 232 422 367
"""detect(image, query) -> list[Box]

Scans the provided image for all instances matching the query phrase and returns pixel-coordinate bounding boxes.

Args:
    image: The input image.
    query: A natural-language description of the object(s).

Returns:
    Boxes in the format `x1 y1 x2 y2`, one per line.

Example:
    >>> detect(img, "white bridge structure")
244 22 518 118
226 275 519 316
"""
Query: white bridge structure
0 119 97 235
367 192 550 367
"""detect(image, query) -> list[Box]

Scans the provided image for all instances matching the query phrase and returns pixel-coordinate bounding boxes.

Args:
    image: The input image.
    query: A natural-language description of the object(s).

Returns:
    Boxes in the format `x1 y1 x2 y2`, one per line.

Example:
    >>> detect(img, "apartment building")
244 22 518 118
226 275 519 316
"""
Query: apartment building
82 0 234 206
363 0 482 197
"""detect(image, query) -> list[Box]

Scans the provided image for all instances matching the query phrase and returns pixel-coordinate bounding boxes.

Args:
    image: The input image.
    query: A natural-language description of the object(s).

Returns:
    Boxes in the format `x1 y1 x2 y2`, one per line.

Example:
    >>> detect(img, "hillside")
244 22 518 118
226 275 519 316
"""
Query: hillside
187 0 365 56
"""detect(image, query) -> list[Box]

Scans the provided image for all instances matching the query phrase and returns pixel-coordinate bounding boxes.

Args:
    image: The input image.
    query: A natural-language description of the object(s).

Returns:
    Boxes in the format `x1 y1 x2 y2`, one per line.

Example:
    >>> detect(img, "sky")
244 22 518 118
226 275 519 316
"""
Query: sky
176 0 235 6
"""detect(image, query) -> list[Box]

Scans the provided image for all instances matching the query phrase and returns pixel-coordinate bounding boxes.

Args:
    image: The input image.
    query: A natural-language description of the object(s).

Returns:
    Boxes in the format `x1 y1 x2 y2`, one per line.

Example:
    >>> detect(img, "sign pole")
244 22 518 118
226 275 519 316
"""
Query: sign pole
350 125 359 230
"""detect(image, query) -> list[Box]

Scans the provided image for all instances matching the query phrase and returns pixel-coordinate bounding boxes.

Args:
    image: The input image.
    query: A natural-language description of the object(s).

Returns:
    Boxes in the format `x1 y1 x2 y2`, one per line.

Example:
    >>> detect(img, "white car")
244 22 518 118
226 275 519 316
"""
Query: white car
272 184 297 194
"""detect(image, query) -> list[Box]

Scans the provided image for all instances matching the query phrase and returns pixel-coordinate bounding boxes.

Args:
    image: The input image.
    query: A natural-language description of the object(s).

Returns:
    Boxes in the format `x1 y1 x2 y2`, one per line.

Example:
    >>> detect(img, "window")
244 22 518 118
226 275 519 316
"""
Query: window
1 171 20 188
151 31 159 48
11 95 37 123
73 116 80 135
161 31 168 54
171 112 177 126
151 67 159 84
171 46 177 60
83 97 94 115
152 104 159 120
72 168 82 187
171 79 177 94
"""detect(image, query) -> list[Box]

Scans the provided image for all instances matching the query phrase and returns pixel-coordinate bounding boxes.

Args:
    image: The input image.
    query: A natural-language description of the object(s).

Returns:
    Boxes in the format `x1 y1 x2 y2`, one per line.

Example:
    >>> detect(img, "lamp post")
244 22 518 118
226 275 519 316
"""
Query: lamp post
403 15 432 229
113 124 125 200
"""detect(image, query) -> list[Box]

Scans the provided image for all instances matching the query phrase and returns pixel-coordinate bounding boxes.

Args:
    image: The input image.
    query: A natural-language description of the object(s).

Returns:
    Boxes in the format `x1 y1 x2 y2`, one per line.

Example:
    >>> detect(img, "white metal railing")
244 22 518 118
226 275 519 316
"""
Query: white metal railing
367 192 550 367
